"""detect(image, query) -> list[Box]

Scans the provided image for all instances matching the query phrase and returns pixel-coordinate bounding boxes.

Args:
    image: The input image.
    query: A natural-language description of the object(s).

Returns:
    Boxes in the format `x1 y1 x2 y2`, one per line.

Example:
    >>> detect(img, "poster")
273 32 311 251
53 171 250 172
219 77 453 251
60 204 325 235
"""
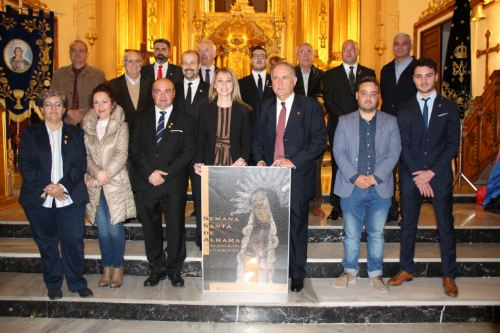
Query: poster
202 166 290 293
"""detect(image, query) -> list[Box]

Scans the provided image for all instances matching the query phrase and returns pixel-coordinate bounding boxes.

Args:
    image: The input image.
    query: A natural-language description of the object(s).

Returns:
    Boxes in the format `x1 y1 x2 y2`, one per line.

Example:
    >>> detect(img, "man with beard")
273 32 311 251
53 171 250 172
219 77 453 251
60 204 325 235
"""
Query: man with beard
388 58 460 297
141 39 183 84
331 76 401 293
197 39 219 84
173 50 210 239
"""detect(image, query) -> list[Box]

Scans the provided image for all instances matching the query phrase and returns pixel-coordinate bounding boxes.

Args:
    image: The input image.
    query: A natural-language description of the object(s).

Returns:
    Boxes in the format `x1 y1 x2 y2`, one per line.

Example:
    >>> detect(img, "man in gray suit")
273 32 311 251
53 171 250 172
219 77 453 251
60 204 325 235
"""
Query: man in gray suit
331 76 401 293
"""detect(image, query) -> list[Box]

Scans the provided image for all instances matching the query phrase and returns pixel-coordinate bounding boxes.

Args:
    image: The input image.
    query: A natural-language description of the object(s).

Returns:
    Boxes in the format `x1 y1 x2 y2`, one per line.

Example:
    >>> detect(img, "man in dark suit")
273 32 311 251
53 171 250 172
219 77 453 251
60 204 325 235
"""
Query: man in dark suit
129 78 196 287
141 39 183 84
252 62 327 292
109 50 154 124
294 42 326 218
197 39 219 84
323 39 376 221
239 46 275 115
388 58 460 297
380 32 418 222
173 50 210 244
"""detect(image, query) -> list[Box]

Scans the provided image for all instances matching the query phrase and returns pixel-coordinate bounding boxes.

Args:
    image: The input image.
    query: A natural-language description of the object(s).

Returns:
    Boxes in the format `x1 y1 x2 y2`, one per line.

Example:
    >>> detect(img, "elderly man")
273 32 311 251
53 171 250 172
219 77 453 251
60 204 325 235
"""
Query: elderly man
173 50 210 244
109 50 154 124
141 39 183 84
252 62 327 292
294 42 326 218
331 76 401 293
239 46 275 116
380 32 418 223
197 39 219 84
323 40 376 221
51 40 105 126
129 78 195 288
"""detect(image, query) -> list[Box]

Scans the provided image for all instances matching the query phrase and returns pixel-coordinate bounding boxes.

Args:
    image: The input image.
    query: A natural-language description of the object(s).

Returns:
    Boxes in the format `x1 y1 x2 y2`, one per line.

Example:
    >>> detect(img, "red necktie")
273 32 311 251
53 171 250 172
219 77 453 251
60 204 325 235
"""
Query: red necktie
274 102 286 161
157 65 163 80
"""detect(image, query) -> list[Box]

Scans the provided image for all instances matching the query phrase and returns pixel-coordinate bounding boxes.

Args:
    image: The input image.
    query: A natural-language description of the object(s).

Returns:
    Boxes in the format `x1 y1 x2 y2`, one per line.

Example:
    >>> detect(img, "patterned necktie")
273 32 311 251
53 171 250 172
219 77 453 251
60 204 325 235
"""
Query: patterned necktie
156 111 166 146
185 82 192 112
205 69 210 83
257 74 263 99
157 65 163 80
274 102 287 161
422 98 430 130
349 66 355 93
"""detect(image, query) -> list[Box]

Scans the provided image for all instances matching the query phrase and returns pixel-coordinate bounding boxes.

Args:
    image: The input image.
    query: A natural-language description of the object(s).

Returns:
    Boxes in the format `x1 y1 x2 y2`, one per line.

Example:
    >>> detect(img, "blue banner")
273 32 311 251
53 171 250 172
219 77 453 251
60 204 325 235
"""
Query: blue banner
0 7 55 122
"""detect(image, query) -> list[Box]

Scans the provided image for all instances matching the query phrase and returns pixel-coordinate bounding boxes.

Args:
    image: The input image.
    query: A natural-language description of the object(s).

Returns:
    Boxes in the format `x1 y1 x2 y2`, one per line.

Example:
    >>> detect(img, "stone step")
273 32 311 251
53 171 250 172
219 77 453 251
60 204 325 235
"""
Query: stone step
0 272 498 323
1 239 499 278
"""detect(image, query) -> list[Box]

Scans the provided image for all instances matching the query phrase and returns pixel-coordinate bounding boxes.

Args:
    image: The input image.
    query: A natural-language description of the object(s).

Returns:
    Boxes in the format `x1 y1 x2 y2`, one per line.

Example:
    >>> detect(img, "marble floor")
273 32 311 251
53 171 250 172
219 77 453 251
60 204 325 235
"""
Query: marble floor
0 318 499 333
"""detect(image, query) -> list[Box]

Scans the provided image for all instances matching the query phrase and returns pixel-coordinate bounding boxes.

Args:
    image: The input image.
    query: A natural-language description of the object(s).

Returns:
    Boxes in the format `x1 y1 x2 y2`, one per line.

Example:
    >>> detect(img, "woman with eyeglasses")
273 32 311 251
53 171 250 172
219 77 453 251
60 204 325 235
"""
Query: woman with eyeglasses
18 89 93 300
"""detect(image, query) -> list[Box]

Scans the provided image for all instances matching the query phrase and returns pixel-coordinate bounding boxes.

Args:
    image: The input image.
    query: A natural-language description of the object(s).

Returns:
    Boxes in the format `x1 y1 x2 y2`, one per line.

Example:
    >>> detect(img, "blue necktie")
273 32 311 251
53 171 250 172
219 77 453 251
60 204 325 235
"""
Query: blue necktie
156 111 166 146
205 69 210 83
257 74 263 99
422 98 430 130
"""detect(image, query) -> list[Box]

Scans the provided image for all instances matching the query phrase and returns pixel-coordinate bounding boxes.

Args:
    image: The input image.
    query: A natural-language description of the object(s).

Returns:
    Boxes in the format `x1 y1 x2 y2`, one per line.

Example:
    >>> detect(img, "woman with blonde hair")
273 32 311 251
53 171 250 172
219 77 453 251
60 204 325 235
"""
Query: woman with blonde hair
83 81 136 288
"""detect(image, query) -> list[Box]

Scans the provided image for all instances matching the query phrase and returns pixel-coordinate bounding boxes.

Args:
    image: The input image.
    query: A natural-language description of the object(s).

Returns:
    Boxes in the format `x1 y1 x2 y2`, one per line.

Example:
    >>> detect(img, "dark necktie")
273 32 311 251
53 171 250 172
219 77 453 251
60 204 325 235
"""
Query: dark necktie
257 74 263 99
156 111 166 146
422 98 430 130
157 65 163 80
274 102 287 161
205 69 210 83
185 82 192 112
349 66 355 93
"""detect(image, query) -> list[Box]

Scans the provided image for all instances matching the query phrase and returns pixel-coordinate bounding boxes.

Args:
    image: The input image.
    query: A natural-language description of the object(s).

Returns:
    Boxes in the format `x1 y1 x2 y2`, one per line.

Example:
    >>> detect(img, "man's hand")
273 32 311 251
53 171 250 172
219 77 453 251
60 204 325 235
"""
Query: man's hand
44 183 68 201
412 170 435 187
354 175 372 189
148 170 168 186
366 174 378 186
271 158 295 168
256 161 266 167
194 163 204 176
97 170 111 186
66 109 85 124
231 158 247 167
417 182 434 197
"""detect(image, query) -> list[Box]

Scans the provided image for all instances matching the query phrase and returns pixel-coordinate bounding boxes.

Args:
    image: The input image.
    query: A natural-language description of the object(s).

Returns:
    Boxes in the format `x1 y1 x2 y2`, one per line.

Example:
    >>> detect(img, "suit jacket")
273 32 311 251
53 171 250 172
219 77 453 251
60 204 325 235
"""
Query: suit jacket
199 66 219 83
141 63 183 85
173 80 210 135
18 122 89 208
294 65 324 107
252 95 327 201
109 74 154 123
195 100 252 165
333 110 401 198
129 106 196 194
323 64 376 139
397 94 460 196
51 64 105 119
380 57 417 117
238 73 275 113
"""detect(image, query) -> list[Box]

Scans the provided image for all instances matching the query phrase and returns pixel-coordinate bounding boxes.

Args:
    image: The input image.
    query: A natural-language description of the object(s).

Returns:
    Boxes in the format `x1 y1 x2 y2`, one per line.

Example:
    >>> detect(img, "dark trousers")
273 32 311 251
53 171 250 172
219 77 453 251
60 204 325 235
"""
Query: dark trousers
24 204 87 290
137 190 186 275
329 135 341 212
289 200 309 279
192 168 202 246
399 190 456 278
309 152 325 209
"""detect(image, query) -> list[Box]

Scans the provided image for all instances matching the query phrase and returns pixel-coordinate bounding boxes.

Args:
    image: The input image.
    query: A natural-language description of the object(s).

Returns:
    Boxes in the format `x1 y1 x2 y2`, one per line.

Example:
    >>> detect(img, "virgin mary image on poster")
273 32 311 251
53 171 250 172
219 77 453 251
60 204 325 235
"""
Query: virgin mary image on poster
4 39 32 73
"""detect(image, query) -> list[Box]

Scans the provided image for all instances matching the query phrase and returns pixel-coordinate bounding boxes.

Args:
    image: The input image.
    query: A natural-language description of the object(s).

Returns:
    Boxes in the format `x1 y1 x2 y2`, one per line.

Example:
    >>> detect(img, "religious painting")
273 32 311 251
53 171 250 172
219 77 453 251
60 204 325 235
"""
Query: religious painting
202 166 290 293
3 39 33 73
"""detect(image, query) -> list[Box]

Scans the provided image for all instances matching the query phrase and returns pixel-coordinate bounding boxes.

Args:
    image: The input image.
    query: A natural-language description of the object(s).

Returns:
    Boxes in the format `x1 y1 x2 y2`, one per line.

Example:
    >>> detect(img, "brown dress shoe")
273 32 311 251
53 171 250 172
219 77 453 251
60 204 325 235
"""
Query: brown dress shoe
309 207 325 217
99 267 113 287
387 270 413 286
443 277 458 297
109 267 124 289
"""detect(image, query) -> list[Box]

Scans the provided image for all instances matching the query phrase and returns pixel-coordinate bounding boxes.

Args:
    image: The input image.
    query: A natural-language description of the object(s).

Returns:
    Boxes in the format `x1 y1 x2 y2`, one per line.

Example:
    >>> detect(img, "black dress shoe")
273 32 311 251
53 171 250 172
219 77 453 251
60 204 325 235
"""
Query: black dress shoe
327 210 342 221
168 273 185 287
195 238 202 251
386 215 399 223
190 211 196 220
290 278 304 292
70 287 93 298
144 272 167 287
48 288 62 300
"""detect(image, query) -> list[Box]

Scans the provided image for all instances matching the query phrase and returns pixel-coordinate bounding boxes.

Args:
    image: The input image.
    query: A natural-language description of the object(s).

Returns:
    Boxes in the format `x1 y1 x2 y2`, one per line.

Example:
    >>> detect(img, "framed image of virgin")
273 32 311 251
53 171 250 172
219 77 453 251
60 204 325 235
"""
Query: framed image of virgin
201 166 290 292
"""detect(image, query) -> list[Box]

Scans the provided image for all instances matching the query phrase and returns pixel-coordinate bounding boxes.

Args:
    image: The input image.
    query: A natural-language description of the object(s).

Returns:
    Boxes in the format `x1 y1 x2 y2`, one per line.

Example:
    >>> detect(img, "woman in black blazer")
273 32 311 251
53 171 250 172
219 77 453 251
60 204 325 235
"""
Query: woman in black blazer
193 67 252 248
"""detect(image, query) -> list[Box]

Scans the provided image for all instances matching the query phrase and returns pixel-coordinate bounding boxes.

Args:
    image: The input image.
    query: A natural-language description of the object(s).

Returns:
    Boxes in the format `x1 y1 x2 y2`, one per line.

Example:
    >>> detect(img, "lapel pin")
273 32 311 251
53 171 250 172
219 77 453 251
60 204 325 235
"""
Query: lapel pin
266 80 269 86
199 89 203 93
63 135 68 144
357 70 362 75
438 104 442 107
297 111 301 115
168 122 173 128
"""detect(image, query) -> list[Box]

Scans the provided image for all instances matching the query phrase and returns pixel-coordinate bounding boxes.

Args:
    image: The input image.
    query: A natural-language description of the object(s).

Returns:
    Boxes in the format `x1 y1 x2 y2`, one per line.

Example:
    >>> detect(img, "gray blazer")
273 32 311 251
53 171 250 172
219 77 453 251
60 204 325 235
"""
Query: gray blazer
333 110 401 198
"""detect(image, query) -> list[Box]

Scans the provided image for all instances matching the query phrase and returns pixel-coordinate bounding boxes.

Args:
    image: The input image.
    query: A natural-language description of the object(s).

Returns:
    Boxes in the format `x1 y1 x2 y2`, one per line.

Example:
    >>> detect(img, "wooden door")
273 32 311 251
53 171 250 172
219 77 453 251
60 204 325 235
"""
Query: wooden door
420 25 441 92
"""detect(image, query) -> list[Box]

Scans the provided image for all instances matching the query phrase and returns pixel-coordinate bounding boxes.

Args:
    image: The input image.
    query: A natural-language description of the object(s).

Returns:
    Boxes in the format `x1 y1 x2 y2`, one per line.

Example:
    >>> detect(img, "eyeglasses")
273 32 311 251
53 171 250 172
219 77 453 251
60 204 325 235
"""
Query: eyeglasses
43 102 63 108
124 59 142 64
252 54 266 59
298 50 313 54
